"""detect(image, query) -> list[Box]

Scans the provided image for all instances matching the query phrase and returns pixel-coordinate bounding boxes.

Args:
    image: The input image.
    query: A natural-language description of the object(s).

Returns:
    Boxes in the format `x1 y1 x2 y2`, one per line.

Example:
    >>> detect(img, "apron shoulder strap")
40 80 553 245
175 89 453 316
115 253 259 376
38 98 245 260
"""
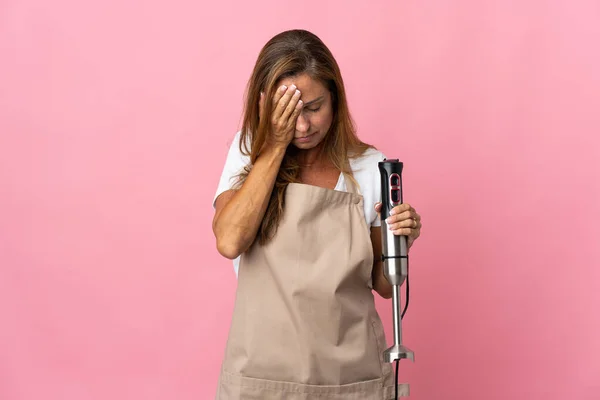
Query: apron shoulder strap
344 173 359 194
343 156 361 195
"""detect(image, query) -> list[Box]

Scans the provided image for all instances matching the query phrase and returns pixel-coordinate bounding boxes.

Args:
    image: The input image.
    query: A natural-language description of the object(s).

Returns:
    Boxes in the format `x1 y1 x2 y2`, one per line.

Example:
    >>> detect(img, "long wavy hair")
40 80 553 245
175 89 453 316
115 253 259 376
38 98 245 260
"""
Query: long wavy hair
235 29 373 245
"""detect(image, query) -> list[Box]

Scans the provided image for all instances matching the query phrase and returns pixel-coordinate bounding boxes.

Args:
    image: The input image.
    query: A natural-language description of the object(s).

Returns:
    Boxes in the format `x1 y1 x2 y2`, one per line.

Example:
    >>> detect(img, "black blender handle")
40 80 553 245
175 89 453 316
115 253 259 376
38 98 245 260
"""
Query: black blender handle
378 159 404 221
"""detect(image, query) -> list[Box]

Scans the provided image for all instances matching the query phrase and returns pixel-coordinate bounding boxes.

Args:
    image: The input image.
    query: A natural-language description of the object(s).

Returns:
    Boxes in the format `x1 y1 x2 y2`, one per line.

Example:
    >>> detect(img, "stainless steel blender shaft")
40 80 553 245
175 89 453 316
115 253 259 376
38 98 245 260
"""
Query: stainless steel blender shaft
381 220 414 363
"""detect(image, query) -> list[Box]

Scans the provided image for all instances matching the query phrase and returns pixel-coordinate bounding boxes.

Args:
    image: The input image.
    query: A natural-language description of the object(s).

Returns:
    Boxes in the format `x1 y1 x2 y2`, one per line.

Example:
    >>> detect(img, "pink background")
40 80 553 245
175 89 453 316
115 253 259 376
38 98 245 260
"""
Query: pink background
1 1 599 399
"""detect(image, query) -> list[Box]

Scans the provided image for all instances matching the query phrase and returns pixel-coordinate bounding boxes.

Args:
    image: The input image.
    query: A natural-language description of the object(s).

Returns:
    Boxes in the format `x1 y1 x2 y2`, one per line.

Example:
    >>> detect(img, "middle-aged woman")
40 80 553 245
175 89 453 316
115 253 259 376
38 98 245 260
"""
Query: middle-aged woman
212 29 422 399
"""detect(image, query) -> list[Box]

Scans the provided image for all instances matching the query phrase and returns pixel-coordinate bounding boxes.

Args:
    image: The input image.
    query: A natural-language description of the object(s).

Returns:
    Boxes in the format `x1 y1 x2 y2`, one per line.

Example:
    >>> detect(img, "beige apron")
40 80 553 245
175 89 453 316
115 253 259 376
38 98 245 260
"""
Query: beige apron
216 179 410 399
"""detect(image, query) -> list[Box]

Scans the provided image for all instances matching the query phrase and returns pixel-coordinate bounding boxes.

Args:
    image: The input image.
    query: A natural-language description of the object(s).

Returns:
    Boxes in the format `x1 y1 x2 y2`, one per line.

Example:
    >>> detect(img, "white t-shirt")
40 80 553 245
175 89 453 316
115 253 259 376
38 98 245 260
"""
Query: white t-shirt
213 131 387 275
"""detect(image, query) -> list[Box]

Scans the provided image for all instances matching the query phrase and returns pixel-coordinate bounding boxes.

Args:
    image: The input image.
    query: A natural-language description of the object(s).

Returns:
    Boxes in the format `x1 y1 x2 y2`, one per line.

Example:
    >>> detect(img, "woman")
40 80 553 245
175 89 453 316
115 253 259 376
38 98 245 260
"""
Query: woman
212 29 422 399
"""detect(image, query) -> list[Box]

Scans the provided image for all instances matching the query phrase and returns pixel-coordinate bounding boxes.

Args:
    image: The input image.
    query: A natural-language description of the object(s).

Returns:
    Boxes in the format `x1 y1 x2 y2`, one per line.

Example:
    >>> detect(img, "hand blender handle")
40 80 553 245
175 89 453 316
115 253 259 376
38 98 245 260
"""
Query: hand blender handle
378 159 407 272
378 159 404 220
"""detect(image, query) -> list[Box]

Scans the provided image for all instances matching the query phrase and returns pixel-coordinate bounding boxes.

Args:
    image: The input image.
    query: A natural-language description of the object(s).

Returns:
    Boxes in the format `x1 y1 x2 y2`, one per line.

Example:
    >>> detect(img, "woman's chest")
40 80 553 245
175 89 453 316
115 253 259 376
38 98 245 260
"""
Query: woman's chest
298 167 341 190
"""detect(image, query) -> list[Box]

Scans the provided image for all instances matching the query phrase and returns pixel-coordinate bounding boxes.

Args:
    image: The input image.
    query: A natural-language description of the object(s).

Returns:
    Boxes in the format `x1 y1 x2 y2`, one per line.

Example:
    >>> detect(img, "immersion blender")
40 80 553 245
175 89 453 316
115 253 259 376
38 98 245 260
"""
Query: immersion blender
378 159 414 396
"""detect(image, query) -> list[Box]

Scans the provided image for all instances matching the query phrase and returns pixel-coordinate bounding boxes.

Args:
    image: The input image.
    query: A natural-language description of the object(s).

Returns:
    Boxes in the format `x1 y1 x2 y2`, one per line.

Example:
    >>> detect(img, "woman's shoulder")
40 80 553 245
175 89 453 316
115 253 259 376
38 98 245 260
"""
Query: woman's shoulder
222 130 252 164
347 146 387 226
348 146 386 196
228 130 250 151
350 146 387 172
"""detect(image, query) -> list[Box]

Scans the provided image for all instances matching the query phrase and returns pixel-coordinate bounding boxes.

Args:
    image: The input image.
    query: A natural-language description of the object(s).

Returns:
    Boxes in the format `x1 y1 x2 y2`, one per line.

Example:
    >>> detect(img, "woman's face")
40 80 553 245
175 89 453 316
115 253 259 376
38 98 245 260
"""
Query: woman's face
277 74 334 150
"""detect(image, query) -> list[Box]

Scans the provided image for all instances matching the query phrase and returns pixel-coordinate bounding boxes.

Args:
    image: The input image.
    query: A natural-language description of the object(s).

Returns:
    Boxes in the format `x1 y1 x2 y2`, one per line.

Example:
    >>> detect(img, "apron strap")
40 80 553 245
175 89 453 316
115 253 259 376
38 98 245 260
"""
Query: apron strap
343 157 360 195
344 173 359 194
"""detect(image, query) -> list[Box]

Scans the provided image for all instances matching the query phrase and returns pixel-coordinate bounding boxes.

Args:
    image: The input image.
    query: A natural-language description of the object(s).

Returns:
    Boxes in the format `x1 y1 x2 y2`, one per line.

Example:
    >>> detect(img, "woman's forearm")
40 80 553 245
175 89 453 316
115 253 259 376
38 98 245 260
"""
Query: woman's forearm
213 144 286 259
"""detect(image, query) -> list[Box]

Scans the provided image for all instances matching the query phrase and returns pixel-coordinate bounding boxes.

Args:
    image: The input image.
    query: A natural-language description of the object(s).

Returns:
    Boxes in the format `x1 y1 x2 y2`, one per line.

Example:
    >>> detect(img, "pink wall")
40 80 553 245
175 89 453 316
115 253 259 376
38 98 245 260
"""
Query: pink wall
1 1 599 399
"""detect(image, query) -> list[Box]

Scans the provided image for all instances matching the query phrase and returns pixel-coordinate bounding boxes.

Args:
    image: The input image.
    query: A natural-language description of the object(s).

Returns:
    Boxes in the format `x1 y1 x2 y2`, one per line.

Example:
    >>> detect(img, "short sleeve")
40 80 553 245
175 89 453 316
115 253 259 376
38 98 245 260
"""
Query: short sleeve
212 131 251 208
349 147 387 229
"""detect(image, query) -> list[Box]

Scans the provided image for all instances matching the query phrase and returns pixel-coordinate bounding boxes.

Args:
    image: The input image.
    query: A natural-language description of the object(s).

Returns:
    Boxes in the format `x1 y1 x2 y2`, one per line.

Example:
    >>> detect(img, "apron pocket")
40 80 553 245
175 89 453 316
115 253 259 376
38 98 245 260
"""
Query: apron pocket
218 370 387 400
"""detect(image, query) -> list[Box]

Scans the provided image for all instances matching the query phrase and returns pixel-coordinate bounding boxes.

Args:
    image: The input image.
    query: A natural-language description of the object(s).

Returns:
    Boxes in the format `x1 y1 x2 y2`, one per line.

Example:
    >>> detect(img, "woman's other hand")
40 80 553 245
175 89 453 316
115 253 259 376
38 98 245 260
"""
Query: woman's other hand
374 202 422 249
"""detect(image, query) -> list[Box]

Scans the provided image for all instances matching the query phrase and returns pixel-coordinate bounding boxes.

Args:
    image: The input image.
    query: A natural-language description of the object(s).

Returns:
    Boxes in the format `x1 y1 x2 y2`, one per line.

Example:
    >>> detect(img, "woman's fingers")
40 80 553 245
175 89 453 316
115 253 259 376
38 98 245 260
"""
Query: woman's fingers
390 203 413 216
282 89 302 124
383 202 422 237
271 84 288 114
387 210 417 224
391 227 415 236
287 99 303 127
387 204 419 223
272 85 297 121
388 218 420 231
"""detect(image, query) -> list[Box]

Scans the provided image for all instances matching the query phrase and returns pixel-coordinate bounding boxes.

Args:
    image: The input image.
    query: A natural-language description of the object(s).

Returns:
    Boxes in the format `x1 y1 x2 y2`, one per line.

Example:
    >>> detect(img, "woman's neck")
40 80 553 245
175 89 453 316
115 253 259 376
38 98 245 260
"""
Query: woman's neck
297 142 327 167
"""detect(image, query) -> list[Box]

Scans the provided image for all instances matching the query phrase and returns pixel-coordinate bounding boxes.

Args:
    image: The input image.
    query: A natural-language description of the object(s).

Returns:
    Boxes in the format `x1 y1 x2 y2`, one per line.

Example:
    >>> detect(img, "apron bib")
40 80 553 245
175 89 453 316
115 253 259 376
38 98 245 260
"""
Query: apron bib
216 180 409 399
